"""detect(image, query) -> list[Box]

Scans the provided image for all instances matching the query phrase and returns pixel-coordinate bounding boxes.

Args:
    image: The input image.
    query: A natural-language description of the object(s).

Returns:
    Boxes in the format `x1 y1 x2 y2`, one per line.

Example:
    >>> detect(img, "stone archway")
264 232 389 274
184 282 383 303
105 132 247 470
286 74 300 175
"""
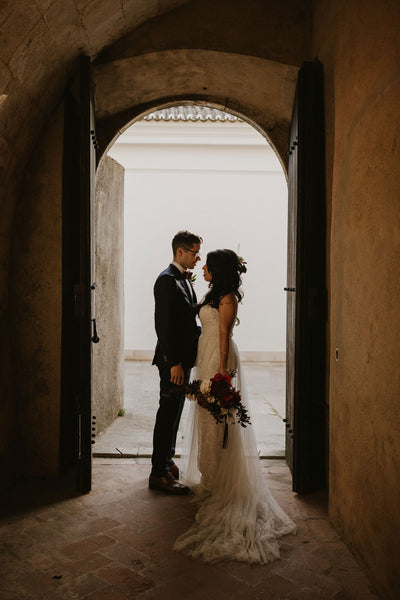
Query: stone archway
93 49 299 170
93 100 289 459
88 48 300 476
90 48 328 496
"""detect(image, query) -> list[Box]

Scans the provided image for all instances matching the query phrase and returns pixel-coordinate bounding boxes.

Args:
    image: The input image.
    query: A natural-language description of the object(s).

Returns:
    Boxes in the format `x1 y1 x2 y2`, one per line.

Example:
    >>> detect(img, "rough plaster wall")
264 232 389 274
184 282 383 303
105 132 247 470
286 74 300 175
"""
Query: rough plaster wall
0 0 191 413
94 50 299 170
98 0 312 66
0 315 17 485
92 156 124 434
9 104 63 478
0 0 310 330
92 0 311 165
0 1 311 485
0 0 311 484
314 1 400 597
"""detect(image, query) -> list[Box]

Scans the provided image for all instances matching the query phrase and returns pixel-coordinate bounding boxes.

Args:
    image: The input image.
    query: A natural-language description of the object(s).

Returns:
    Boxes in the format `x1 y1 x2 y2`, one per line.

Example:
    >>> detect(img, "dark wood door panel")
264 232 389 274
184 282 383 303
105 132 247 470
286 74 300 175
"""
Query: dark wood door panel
286 61 327 494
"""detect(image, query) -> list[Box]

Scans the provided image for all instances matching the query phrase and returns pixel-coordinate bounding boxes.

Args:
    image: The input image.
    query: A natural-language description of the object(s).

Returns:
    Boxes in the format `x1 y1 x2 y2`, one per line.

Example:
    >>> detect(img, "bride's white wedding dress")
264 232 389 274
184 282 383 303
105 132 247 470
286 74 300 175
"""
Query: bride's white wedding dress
173 304 296 564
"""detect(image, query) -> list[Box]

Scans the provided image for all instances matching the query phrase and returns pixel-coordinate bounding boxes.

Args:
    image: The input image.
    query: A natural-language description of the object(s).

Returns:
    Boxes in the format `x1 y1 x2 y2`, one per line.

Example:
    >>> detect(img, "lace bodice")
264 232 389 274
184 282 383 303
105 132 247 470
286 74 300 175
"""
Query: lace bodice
198 304 234 338
195 304 236 381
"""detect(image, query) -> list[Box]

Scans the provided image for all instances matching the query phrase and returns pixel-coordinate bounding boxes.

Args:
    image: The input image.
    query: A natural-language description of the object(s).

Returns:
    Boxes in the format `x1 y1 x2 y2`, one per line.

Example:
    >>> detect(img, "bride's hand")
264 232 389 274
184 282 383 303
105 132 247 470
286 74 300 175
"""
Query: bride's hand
218 368 229 377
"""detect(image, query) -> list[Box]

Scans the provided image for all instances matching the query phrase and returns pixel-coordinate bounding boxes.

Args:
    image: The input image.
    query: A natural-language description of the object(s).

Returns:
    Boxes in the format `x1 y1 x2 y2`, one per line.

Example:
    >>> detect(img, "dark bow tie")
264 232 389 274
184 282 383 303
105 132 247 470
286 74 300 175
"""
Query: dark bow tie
182 271 192 280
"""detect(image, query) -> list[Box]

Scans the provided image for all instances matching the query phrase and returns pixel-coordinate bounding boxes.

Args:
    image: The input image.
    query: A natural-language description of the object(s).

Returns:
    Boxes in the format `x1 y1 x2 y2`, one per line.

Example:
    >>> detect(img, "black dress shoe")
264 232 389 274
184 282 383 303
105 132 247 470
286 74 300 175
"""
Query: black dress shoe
168 464 179 479
149 472 190 495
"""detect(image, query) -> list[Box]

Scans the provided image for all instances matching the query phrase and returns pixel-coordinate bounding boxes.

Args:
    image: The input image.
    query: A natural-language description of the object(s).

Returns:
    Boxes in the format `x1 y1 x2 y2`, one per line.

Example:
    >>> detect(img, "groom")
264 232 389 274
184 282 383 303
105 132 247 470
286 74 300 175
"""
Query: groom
149 230 202 494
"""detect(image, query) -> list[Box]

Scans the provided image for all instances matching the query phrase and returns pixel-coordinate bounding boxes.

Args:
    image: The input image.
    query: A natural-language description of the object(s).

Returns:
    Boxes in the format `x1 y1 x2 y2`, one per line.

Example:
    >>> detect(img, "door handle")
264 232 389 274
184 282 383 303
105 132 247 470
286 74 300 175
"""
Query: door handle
91 319 100 343
284 287 296 292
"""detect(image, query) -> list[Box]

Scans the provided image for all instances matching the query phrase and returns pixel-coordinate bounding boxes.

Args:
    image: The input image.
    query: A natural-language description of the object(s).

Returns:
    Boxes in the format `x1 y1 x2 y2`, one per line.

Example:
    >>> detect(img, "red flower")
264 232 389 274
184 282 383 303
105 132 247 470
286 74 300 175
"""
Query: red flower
210 373 232 397
231 391 241 406
212 373 231 383
220 393 236 408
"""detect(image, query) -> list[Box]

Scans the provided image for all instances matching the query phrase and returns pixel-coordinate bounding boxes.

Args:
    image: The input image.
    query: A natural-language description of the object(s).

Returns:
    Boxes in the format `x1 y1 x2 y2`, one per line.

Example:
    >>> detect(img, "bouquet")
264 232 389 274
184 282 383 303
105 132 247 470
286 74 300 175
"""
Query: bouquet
185 372 251 448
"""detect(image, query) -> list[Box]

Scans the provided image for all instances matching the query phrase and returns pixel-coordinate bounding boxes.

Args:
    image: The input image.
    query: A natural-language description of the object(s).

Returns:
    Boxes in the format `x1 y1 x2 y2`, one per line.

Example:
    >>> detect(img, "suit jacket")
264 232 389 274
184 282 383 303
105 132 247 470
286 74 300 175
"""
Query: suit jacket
152 263 200 370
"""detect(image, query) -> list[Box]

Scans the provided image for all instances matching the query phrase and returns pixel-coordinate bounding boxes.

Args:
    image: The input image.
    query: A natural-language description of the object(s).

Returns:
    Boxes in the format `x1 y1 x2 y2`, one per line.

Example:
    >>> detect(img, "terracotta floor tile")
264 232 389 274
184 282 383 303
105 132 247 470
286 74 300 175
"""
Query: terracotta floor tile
136 573 236 600
275 566 343 597
75 517 122 537
124 530 174 562
61 534 117 559
334 567 381 599
217 558 275 587
88 499 141 521
59 553 112 576
84 584 131 599
0 579 30 600
14 567 69 597
98 541 157 572
0 461 381 600
106 524 147 546
95 563 155 595
139 553 218 587
56 572 108 599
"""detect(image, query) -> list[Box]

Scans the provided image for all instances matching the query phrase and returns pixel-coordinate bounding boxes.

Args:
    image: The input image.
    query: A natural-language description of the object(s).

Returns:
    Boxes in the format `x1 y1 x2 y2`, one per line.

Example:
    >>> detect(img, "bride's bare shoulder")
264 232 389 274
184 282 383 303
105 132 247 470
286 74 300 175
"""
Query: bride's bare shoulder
219 293 238 306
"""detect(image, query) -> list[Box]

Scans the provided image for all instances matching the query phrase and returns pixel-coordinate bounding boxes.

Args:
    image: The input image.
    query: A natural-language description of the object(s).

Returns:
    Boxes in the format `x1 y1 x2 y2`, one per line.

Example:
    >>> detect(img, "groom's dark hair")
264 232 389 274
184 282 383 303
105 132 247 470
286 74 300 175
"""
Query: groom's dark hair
172 230 202 256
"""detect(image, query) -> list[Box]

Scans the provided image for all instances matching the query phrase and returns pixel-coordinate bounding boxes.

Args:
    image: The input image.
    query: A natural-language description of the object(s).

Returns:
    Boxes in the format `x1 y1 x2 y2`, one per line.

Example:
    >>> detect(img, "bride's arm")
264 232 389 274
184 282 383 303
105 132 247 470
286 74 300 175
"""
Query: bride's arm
218 293 238 375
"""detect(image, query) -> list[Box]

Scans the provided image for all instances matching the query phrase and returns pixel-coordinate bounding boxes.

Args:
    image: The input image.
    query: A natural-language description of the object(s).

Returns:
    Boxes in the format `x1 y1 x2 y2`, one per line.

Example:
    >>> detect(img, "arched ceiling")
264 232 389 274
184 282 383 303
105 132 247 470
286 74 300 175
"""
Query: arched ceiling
93 49 299 167
0 0 194 315
0 0 192 168
0 0 312 314
0 0 311 174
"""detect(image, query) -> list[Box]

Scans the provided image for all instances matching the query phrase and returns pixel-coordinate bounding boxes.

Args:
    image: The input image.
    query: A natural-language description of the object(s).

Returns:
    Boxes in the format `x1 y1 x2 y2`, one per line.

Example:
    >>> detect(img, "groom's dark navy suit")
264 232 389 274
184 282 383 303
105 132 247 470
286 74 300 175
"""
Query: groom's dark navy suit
151 263 200 477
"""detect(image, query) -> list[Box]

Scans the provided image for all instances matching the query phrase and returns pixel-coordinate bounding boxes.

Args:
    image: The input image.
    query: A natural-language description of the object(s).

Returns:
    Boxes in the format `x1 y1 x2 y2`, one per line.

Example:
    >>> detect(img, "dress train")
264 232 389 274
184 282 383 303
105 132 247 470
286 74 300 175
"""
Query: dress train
173 305 296 564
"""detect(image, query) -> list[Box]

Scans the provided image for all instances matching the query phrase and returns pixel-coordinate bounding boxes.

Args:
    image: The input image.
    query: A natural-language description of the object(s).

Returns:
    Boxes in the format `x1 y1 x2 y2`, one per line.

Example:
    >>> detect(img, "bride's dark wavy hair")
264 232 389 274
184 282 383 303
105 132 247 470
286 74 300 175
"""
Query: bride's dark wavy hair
200 249 247 309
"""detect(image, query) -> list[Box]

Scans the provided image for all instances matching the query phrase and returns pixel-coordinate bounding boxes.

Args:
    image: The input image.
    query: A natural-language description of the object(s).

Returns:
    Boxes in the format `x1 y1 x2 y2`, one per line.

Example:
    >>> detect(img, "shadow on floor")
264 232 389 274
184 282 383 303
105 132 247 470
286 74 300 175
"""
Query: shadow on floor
0 459 381 600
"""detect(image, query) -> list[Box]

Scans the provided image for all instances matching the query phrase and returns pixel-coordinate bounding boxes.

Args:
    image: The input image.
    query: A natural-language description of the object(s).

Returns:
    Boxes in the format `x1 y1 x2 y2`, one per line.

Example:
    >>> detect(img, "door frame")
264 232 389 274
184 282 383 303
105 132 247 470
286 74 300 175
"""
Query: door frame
60 55 96 493
285 60 328 494
61 62 327 492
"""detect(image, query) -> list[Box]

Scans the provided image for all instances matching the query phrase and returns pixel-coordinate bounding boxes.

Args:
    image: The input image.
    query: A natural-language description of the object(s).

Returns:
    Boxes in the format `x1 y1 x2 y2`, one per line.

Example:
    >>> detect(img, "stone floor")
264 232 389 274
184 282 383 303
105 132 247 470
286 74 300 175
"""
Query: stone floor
94 361 286 458
0 459 381 600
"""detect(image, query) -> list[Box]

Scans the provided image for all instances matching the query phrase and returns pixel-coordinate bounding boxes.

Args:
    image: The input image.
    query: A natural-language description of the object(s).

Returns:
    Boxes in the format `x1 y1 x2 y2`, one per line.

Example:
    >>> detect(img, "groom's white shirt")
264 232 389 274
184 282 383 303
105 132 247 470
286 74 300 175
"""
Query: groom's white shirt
172 260 185 274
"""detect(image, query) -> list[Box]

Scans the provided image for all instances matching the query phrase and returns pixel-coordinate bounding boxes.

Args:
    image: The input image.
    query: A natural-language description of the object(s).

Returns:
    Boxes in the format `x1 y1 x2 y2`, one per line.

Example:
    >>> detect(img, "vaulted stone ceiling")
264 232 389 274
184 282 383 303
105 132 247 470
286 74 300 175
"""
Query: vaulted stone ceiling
0 0 191 168
0 0 312 317
0 0 311 169
0 0 312 162
0 0 194 318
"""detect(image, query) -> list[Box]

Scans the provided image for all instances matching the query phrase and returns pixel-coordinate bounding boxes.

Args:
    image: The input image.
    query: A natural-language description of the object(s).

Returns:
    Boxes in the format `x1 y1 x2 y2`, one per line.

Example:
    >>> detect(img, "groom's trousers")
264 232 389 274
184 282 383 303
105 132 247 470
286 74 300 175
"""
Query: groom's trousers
151 364 191 477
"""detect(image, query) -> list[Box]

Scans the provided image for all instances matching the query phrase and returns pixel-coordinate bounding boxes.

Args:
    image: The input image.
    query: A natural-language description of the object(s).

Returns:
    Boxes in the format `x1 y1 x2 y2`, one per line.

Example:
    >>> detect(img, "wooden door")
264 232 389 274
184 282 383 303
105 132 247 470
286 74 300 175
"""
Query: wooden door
60 55 97 493
285 60 327 494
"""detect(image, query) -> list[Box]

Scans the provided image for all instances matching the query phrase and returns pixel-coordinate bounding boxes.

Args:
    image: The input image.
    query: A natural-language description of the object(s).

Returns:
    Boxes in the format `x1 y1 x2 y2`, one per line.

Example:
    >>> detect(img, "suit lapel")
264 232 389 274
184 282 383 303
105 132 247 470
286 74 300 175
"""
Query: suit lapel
169 263 193 305
190 281 197 304
180 278 193 305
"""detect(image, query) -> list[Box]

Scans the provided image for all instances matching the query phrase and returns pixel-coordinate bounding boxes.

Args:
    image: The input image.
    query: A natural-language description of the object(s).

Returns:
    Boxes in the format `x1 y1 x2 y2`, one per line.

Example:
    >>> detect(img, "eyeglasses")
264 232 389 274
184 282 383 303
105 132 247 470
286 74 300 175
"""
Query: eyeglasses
182 246 201 259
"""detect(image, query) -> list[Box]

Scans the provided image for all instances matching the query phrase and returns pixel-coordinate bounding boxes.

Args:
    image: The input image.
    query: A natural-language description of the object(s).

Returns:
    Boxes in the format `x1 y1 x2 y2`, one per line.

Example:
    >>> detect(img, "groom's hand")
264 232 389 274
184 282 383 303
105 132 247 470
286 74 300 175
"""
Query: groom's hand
170 364 184 386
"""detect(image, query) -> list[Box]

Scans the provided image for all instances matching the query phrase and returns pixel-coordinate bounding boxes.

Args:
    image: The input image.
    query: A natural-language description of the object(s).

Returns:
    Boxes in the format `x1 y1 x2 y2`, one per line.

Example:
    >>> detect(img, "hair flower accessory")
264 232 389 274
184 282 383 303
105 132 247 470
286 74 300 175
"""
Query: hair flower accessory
238 256 247 274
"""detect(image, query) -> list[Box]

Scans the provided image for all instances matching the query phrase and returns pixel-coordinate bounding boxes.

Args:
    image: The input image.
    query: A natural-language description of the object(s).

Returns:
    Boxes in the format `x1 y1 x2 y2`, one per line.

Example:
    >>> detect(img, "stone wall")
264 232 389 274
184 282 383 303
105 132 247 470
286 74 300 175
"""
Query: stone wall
92 156 125 434
0 1 309 484
314 1 400 597
1 2 399 596
9 104 64 478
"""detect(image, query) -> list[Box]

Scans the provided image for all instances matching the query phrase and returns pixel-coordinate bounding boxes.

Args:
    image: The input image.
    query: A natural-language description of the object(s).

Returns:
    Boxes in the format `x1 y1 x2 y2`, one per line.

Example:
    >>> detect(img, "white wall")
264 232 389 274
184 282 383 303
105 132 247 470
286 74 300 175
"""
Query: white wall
107 118 288 360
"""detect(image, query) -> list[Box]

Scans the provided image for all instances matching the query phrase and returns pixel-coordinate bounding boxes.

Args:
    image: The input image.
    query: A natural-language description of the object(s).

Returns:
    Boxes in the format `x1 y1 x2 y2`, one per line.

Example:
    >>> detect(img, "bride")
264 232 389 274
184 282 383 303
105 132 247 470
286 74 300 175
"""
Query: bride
174 249 296 564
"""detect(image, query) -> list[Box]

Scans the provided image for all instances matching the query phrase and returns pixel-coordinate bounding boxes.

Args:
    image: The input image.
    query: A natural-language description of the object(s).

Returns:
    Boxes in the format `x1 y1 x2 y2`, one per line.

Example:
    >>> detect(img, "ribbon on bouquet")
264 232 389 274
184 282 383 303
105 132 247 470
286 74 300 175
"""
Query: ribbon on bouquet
222 415 229 449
